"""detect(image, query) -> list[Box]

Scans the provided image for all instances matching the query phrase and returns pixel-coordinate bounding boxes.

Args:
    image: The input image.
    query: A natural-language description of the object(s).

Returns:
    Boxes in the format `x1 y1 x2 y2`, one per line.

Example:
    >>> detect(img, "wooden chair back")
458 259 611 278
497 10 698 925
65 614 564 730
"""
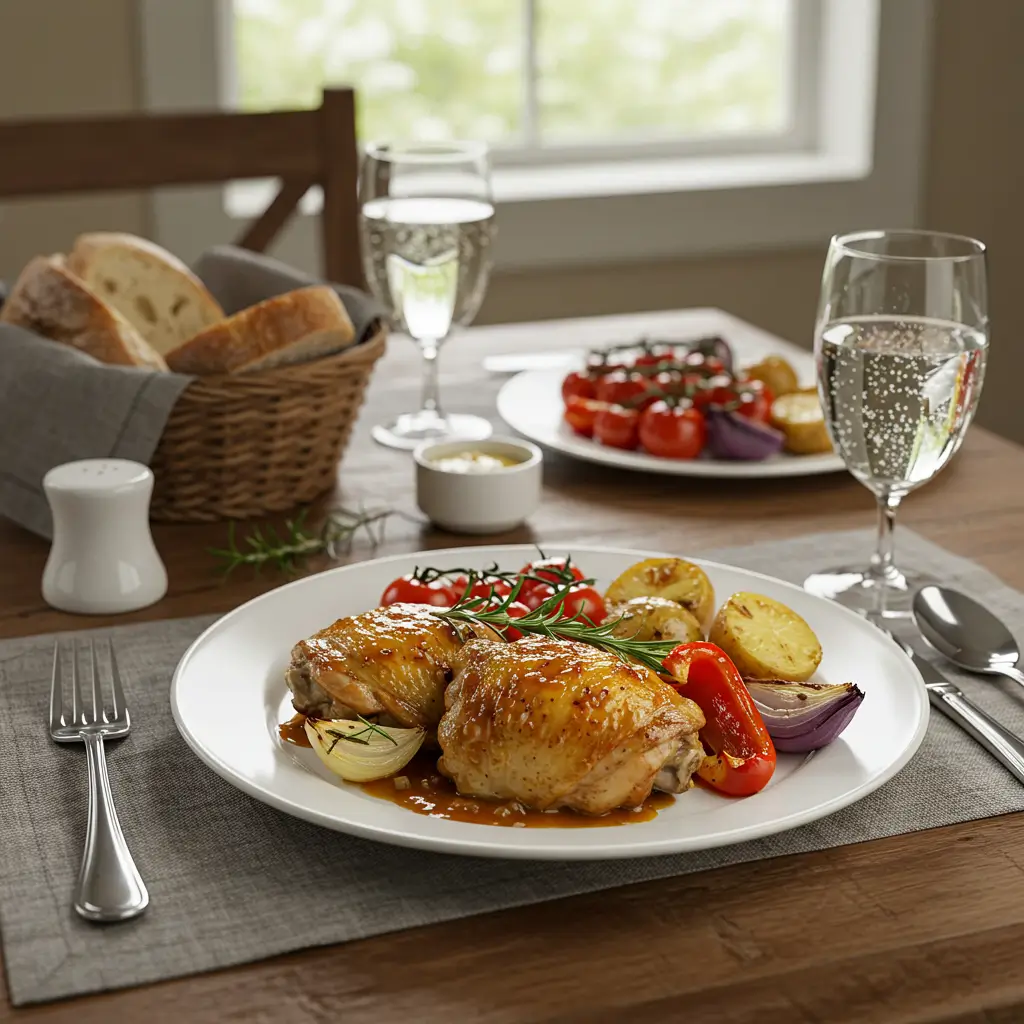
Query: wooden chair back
0 88 362 286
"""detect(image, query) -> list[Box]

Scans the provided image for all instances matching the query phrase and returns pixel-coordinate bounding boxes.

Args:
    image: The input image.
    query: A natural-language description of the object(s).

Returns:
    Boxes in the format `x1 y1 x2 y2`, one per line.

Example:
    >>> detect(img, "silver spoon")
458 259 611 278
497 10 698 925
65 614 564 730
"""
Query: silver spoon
913 585 1024 690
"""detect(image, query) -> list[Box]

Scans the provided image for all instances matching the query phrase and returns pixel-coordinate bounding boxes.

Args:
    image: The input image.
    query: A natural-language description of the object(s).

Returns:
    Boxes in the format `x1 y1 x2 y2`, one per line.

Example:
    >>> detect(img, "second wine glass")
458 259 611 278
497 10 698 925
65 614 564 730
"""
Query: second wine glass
359 141 496 450
804 229 989 615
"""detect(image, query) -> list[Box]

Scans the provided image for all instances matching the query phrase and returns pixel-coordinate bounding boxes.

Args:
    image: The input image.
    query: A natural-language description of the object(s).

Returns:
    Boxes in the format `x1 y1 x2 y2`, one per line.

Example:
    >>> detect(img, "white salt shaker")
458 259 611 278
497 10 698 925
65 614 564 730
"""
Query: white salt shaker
42 459 167 614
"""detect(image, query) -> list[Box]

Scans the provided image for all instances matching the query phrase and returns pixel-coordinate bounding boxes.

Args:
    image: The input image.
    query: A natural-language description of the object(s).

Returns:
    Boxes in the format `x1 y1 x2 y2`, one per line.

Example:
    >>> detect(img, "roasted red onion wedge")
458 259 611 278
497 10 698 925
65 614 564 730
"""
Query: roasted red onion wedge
744 679 865 753
705 411 785 461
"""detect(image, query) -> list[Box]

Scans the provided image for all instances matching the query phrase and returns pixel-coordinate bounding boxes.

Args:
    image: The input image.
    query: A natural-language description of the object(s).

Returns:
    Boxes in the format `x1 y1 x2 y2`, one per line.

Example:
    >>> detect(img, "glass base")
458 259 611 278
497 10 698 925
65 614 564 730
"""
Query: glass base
372 410 493 451
803 564 935 618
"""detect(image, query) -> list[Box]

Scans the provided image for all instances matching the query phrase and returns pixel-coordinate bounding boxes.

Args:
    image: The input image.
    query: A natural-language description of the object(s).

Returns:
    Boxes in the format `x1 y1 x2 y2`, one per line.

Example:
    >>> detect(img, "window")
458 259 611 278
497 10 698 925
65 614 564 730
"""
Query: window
140 0 930 271
233 0 798 161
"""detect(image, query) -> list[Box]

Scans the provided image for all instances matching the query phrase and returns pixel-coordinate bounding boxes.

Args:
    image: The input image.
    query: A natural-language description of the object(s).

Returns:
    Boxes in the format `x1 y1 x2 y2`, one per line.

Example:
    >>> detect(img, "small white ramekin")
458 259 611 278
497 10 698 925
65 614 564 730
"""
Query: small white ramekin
413 436 543 534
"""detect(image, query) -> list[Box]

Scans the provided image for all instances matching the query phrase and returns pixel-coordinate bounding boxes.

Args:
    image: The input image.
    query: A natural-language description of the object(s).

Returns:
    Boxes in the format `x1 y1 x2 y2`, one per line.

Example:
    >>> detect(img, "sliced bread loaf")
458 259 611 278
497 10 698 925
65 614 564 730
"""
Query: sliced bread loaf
67 232 224 356
0 255 167 370
164 285 356 374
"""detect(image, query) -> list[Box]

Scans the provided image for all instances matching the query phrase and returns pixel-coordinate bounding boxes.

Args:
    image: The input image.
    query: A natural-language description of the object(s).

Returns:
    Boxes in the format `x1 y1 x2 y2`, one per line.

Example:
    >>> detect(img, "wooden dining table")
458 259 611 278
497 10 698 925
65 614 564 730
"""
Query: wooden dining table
2 308 1024 1024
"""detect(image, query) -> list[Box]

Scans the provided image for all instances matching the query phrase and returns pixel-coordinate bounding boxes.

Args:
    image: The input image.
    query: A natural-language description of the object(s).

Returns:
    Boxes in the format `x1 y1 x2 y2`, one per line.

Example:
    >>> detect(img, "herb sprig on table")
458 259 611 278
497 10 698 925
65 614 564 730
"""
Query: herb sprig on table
209 506 395 575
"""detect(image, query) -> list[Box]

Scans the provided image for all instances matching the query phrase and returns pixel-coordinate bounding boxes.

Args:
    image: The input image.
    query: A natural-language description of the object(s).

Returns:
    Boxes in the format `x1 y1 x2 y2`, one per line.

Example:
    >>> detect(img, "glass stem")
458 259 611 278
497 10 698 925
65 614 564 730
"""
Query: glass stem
870 492 902 581
420 341 443 417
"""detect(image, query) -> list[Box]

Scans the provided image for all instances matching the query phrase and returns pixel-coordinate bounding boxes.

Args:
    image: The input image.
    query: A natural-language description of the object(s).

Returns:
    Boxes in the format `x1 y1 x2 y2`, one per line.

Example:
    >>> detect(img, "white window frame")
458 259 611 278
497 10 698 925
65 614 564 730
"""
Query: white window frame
445 0 819 167
139 0 933 273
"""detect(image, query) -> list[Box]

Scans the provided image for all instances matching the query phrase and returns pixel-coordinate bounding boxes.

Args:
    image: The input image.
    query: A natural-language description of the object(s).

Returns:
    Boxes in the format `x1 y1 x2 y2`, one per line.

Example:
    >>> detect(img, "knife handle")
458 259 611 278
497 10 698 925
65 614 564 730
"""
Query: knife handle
929 687 1024 783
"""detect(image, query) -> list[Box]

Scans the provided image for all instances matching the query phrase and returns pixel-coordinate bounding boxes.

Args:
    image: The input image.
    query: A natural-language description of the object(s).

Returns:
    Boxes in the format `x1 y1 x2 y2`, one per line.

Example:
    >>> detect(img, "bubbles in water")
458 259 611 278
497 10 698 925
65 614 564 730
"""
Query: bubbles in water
819 315 987 494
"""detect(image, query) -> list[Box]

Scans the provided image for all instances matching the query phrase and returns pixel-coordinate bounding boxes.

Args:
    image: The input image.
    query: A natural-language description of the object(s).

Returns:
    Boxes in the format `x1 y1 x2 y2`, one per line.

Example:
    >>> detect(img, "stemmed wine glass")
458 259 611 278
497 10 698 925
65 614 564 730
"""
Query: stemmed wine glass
359 141 496 449
804 229 988 615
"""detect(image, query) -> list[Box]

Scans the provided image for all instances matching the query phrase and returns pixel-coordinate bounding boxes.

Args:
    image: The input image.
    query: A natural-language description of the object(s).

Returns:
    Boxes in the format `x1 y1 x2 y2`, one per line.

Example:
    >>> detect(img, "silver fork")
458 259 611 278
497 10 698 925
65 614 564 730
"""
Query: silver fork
49 639 149 922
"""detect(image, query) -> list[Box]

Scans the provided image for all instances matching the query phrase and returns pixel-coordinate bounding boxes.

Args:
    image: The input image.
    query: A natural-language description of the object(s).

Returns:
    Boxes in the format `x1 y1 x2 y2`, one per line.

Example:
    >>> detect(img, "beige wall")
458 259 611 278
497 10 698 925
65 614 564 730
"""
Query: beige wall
1 0 1020 442
480 248 825 351
0 0 147 275
920 0 1023 445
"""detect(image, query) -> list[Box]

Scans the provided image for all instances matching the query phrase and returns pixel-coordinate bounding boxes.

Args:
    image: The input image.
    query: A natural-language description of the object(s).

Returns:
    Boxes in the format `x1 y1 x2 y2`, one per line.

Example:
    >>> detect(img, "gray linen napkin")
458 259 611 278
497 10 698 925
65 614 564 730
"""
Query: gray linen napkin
0 325 191 538
194 245 383 335
0 247 385 539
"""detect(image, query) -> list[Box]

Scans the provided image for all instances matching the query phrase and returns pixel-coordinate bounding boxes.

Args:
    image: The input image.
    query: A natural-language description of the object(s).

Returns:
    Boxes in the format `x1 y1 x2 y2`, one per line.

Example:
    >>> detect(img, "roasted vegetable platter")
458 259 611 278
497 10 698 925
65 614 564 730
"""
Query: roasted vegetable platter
497 336 848 479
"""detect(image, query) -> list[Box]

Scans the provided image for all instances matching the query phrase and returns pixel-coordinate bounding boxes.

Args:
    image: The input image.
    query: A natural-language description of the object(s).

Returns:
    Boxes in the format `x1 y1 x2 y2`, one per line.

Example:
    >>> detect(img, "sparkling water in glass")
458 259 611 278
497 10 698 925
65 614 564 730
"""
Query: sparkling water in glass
805 230 988 616
359 141 496 450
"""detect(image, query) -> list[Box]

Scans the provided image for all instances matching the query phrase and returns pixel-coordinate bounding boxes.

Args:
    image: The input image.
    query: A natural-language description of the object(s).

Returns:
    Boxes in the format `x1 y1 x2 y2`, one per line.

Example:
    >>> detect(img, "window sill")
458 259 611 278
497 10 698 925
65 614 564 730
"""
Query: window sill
224 149 871 223
493 150 869 203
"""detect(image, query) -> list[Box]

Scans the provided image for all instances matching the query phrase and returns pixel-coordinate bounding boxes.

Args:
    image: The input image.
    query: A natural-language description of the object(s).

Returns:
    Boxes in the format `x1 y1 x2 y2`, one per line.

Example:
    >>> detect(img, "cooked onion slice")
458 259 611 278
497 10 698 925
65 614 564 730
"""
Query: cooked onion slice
745 679 864 753
304 717 426 782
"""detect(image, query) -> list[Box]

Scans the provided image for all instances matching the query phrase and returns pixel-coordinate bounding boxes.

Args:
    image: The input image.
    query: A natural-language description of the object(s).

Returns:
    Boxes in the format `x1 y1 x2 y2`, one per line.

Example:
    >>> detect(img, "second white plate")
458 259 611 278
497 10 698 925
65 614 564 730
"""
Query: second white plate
497 366 847 478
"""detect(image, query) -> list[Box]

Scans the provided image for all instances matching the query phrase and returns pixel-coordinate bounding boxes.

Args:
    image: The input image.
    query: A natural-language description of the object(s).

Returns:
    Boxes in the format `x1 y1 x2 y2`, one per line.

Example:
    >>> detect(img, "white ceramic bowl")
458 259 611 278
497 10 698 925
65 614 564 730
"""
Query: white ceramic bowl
413 436 543 534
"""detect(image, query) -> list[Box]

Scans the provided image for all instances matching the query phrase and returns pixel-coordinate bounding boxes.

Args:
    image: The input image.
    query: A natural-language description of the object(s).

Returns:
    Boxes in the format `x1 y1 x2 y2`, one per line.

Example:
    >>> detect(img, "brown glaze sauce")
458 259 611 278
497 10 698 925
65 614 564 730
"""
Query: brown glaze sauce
358 752 674 828
278 713 312 748
280 716 674 826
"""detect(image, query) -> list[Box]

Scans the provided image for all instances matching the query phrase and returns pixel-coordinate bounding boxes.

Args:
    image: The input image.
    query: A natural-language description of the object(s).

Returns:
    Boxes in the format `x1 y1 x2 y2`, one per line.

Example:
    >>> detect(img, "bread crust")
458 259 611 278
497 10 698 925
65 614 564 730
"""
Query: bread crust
0 255 167 370
164 285 356 374
67 232 224 354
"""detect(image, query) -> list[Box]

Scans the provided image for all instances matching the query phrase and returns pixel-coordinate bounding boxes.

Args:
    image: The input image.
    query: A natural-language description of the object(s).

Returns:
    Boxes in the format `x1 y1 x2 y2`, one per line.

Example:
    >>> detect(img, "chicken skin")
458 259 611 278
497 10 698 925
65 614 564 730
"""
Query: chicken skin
437 636 706 814
287 603 467 730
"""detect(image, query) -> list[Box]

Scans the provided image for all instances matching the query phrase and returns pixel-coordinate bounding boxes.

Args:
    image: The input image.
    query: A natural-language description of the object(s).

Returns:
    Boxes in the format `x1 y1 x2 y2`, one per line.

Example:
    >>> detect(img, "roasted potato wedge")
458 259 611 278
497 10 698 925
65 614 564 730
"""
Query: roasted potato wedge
709 592 822 681
605 558 715 625
604 596 704 644
770 389 833 455
742 355 800 398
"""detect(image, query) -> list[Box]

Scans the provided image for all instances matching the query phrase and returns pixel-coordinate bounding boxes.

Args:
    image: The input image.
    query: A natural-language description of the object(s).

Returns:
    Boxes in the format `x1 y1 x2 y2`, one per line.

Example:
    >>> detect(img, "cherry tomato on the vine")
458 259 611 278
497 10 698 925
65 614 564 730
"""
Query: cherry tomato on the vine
451 574 513 603
517 556 586 610
693 374 738 412
595 370 652 407
638 401 707 459
380 575 457 607
559 584 607 624
594 404 640 449
501 600 532 641
519 556 586 587
564 396 611 437
734 380 775 424
561 371 597 403
519 581 556 611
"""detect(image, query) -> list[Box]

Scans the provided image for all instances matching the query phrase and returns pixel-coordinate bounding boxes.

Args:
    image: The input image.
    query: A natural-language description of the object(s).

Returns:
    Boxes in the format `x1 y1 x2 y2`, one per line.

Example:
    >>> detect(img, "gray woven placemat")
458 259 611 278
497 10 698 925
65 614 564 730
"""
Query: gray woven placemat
3 528 1024 1006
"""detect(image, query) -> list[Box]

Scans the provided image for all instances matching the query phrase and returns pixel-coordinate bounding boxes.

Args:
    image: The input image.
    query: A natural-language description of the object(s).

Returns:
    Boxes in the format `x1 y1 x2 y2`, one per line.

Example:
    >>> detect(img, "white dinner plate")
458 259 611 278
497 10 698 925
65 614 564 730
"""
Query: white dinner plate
497 366 847 478
171 545 927 860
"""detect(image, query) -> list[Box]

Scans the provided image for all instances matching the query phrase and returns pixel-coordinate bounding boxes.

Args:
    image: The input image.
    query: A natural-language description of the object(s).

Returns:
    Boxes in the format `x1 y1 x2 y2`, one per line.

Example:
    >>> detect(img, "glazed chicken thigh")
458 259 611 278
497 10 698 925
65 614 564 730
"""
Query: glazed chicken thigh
287 603 467 729
438 636 706 814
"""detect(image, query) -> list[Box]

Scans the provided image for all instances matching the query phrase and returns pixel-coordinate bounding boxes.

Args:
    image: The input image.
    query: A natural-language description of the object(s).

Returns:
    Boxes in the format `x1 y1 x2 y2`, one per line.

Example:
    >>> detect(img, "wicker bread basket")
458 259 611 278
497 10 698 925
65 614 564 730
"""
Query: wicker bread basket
149 326 386 522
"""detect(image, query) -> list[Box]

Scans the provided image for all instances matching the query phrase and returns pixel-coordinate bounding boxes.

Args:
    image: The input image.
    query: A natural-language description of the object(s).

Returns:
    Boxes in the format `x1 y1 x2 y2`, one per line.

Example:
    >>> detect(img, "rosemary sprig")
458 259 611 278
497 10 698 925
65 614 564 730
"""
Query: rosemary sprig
414 556 581 594
436 577 677 675
209 506 393 575
325 716 398 753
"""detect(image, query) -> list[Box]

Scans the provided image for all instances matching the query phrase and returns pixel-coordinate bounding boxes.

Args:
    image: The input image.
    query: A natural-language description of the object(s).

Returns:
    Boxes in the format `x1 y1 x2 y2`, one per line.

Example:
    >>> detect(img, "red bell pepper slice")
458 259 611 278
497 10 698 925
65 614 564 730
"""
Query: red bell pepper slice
663 641 776 797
